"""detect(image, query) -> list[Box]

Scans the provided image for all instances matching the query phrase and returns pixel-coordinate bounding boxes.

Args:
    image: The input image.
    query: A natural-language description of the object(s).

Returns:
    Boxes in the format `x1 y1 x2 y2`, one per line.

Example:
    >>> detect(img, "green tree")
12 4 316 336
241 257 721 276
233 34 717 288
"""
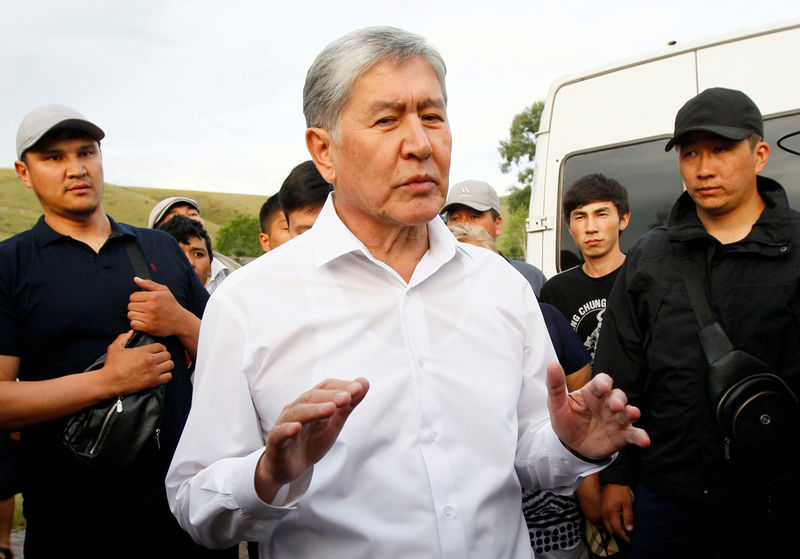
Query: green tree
216 214 262 258
496 101 544 260
498 100 543 187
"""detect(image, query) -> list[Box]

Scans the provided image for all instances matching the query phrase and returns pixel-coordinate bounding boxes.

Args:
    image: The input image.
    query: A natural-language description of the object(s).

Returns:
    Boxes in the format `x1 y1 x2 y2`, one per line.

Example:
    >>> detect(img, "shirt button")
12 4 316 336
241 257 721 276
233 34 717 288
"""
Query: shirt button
443 506 454 517
427 431 438 443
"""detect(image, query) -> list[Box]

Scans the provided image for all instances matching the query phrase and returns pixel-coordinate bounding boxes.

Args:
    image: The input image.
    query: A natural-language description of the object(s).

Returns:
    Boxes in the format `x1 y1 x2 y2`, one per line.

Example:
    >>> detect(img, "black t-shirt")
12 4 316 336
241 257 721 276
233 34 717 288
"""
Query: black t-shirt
539 265 621 360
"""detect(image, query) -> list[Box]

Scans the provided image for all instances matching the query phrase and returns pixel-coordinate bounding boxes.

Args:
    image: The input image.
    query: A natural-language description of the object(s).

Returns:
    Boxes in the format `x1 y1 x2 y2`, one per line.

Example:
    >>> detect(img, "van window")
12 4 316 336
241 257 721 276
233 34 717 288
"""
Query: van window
556 112 800 271
558 139 681 271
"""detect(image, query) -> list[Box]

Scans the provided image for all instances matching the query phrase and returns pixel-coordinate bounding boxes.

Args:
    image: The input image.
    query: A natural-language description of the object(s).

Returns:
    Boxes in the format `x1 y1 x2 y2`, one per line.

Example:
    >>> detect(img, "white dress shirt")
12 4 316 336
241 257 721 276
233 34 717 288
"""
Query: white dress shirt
167 196 605 558
206 255 231 294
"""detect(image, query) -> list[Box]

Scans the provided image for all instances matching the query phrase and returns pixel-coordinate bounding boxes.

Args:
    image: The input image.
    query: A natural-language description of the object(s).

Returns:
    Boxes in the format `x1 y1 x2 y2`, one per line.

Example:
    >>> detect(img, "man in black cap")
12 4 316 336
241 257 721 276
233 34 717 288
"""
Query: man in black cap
594 87 800 558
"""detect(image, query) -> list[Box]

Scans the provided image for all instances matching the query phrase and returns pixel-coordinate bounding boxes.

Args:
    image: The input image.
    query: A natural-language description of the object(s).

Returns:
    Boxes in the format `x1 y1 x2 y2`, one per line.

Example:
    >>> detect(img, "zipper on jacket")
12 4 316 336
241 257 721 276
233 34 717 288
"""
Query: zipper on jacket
724 436 730 460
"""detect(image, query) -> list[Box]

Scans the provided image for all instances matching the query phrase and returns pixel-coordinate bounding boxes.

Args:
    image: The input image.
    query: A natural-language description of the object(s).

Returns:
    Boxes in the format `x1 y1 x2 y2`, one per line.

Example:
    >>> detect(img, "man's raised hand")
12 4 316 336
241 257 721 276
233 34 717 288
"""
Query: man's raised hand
546 362 649 461
255 377 369 503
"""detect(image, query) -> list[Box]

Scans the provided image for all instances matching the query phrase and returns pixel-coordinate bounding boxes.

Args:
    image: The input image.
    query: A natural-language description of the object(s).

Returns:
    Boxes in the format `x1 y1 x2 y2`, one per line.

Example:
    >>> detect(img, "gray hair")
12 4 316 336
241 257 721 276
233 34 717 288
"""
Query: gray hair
448 223 498 253
303 26 447 134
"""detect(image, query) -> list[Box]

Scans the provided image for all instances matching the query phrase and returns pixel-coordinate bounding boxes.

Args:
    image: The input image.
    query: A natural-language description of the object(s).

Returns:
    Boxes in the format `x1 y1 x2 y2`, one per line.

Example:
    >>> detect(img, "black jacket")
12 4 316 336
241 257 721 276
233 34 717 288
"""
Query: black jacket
595 176 800 503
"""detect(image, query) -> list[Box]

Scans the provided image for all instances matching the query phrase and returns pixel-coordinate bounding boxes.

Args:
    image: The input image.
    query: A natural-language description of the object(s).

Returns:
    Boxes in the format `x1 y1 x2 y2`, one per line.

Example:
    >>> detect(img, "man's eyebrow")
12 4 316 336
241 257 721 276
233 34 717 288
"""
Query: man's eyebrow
418 97 447 111
39 142 97 154
36 147 65 156
367 100 403 114
366 97 446 115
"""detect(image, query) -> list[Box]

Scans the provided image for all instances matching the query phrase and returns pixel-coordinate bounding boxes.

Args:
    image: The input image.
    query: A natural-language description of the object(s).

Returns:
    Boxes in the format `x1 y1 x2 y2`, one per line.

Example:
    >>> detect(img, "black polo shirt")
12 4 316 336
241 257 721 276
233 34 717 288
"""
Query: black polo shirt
0 215 208 533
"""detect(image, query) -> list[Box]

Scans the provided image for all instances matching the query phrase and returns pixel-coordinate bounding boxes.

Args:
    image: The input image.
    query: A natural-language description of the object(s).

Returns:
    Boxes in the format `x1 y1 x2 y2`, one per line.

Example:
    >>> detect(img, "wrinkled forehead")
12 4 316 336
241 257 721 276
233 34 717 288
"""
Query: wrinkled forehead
332 58 446 129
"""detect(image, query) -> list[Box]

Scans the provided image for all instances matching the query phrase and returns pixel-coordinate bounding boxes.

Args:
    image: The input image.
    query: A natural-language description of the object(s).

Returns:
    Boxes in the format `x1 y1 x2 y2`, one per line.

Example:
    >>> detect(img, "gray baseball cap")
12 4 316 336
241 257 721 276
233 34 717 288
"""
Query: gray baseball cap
16 104 105 160
148 196 202 228
441 180 501 215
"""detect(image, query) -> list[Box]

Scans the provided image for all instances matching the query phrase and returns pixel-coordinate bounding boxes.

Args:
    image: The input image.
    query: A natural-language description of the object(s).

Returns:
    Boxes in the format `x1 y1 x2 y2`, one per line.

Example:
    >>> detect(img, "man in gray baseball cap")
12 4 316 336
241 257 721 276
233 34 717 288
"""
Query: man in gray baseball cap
2 104 234 558
147 196 237 293
442 179 546 295
148 196 203 229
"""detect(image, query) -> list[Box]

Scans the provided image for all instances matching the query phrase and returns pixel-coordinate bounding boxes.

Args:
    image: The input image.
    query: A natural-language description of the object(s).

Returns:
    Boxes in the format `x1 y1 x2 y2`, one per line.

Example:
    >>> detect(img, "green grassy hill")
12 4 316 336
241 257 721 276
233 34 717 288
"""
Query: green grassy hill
0 168 266 242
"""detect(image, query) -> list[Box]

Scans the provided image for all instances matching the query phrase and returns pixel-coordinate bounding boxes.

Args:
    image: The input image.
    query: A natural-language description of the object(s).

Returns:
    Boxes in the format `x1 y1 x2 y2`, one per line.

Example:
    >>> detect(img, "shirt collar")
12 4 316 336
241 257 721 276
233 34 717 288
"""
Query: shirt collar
667 175 792 251
310 193 470 273
32 214 138 248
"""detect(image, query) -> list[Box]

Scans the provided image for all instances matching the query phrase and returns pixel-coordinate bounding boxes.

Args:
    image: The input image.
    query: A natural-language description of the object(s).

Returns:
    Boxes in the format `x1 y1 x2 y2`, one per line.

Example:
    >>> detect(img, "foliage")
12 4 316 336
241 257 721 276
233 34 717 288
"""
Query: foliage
0 169 42 240
495 201 527 260
498 100 544 187
505 184 531 214
496 101 544 260
215 214 262 257
0 167 266 244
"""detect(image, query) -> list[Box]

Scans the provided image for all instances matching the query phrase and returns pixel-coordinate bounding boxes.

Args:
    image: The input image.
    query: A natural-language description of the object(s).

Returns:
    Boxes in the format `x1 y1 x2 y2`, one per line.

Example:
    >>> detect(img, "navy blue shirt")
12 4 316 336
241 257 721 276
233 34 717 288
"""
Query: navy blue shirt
0 215 209 550
540 302 590 375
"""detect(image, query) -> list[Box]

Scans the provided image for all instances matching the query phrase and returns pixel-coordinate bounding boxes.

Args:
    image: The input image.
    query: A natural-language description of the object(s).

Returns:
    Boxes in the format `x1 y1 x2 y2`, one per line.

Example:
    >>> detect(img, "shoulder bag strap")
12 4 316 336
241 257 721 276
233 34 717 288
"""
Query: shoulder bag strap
121 237 155 346
675 242 734 364
122 237 151 281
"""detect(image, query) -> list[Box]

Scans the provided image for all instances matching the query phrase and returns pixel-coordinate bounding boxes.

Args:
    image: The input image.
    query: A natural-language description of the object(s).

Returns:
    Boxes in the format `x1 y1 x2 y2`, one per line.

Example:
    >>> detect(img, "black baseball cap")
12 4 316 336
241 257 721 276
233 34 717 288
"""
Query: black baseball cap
665 87 763 151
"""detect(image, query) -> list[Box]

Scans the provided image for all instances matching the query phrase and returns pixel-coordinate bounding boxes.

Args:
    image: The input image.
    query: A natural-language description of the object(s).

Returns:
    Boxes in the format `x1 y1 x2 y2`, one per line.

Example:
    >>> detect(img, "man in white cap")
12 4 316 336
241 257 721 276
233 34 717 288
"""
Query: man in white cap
442 179 547 295
0 105 234 558
148 197 236 293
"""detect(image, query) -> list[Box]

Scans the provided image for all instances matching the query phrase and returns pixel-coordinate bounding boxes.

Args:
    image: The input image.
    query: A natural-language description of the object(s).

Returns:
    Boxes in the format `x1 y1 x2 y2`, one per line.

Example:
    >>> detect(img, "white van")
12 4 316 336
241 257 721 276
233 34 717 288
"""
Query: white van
526 18 800 278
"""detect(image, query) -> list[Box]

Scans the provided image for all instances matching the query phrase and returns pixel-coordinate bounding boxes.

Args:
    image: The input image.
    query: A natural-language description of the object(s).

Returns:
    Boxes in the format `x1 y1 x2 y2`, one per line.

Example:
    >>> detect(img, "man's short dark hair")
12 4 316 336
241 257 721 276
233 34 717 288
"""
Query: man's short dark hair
259 195 283 234
157 215 213 262
563 174 630 223
278 161 332 219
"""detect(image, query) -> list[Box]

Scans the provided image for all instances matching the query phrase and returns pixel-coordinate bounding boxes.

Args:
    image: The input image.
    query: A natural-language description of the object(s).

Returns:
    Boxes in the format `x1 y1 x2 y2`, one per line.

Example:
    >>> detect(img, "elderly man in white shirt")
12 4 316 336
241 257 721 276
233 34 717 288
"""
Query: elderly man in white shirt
166 26 649 559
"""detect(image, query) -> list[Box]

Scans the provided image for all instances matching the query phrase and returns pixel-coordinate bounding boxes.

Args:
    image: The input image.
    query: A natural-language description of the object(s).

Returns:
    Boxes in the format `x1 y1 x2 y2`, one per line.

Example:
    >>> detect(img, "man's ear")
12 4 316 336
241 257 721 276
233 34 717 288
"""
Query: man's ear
494 215 503 237
14 160 33 189
306 127 336 185
754 140 770 175
619 211 631 232
258 232 270 253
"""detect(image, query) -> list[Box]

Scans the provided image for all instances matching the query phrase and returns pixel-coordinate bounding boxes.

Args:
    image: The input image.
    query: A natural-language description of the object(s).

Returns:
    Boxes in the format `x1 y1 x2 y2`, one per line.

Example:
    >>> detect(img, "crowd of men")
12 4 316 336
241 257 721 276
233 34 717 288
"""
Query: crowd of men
1 25 797 559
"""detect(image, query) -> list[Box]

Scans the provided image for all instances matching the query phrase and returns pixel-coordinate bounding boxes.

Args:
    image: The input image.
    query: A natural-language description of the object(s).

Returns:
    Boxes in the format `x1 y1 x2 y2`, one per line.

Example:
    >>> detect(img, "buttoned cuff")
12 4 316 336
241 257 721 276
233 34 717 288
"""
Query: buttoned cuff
543 426 614 479
231 448 314 517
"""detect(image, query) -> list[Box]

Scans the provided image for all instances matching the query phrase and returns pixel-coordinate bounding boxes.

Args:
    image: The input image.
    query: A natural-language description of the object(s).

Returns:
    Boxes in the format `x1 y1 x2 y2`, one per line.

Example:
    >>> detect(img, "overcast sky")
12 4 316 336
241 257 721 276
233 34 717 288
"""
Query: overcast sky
2 1 798 198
